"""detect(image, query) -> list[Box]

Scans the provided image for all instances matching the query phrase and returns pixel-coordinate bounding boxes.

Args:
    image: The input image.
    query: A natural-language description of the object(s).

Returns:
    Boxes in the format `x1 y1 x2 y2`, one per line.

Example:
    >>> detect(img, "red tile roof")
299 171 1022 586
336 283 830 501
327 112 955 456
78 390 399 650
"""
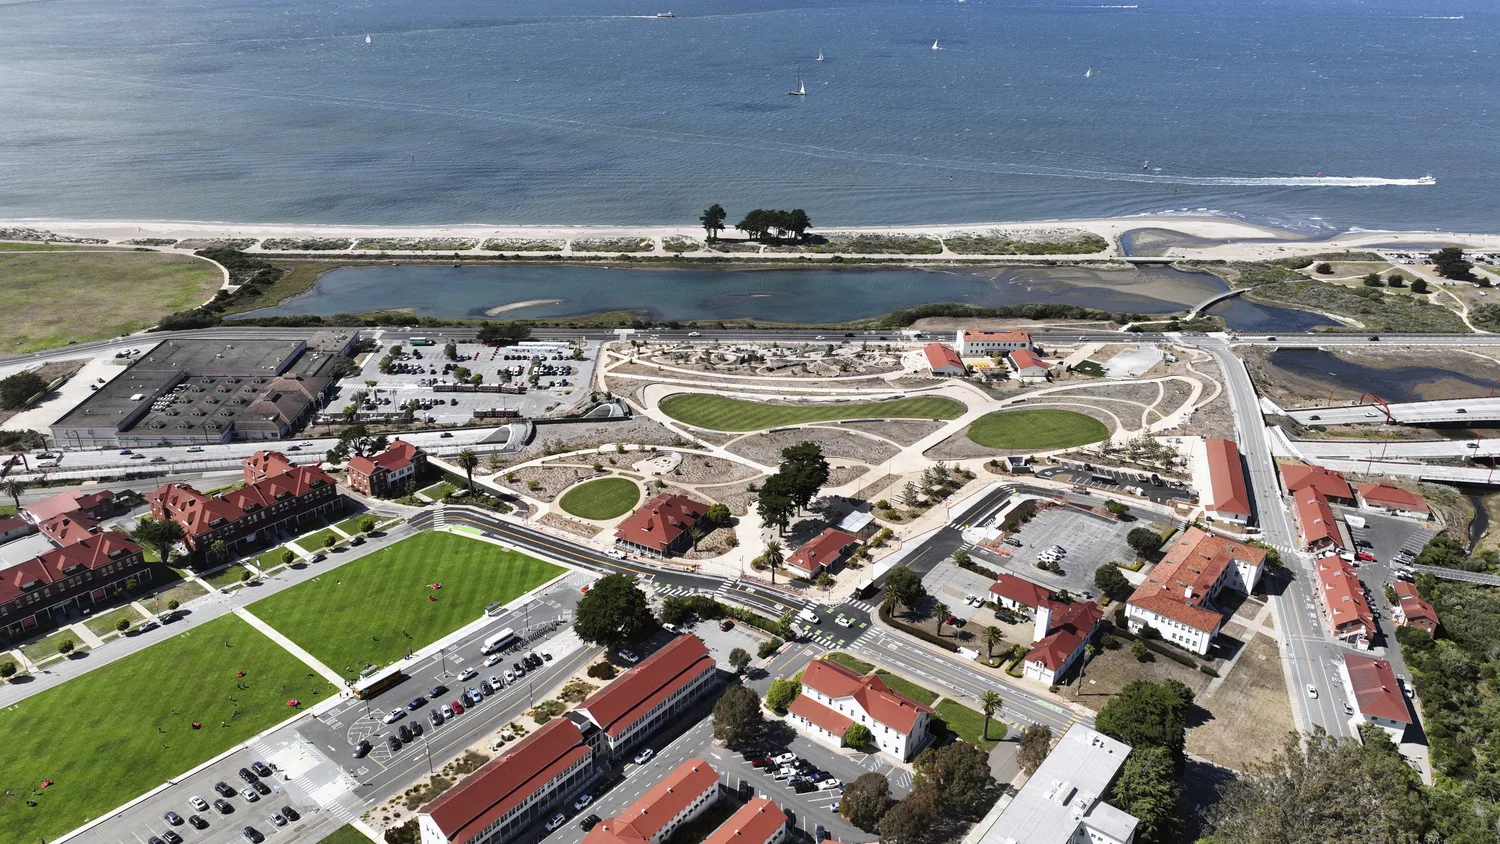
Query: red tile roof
1293 487 1342 549
1027 600 1102 671
347 439 423 475
1316 555 1375 640
149 463 334 539
0 515 29 534
39 511 99 545
1127 527 1261 633
1343 653 1412 725
614 494 708 553
961 329 1032 344
423 718 592 844
1205 438 1252 517
24 489 113 523
786 693 856 736
800 658 931 734
584 759 720 844
0 531 142 605
702 798 787 844
923 343 965 372
988 573 1055 609
1394 582 1439 630
787 528 856 574
243 450 296 482
1008 349 1047 372
1280 463 1354 500
578 635 715 737
1357 482 1429 514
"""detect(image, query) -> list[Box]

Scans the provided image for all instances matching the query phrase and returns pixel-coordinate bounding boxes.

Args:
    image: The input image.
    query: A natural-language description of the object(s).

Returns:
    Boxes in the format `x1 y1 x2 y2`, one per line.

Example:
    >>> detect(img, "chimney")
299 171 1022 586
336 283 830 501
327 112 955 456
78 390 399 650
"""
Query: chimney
1184 585 1193 600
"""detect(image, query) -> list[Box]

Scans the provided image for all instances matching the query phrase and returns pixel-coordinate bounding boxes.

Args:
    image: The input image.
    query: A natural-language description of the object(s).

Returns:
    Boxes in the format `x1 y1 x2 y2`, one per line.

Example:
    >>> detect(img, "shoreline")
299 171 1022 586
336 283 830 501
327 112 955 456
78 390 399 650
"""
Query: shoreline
9 215 1500 262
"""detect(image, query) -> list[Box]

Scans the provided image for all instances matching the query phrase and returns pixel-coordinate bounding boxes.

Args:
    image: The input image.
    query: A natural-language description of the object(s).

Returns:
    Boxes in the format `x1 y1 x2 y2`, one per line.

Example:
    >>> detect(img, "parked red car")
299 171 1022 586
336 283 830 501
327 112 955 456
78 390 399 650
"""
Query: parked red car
1356 551 1377 562
451 700 464 715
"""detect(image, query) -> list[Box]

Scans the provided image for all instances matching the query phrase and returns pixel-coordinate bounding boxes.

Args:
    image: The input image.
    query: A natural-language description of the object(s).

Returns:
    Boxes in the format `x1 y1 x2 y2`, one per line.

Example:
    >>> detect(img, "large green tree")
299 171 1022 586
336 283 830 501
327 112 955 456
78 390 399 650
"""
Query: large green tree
755 472 796 535
476 321 533 345
882 565 926 614
1126 527 1164 558
1094 680 1190 769
711 684 763 748
699 204 727 241
1108 745 1180 844
877 783 943 844
1017 724 1052 775
326 424 388 464
764 677 800 714
779 441 830 512
0 372 47 410
913 741 992 810
130 517 184 566
840 772 892 830
573 573 655 650
1095 563 1129 597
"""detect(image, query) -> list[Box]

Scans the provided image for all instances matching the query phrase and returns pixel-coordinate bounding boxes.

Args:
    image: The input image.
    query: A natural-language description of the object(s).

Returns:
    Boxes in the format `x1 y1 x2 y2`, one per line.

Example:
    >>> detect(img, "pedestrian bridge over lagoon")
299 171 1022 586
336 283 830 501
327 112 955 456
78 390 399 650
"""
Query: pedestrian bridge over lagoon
1287 397 1500 426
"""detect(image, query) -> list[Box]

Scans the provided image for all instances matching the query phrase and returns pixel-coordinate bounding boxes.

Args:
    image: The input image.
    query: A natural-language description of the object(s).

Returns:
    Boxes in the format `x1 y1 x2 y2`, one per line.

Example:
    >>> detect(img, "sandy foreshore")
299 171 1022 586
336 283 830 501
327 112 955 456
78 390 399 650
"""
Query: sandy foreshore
484 298 564 316
5 216 1500 262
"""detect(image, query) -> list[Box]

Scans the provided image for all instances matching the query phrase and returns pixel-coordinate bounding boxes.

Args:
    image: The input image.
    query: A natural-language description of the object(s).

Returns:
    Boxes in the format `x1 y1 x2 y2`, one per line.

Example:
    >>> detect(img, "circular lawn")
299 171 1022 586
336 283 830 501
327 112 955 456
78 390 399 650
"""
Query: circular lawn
558 477 641 520
966 408 1108 450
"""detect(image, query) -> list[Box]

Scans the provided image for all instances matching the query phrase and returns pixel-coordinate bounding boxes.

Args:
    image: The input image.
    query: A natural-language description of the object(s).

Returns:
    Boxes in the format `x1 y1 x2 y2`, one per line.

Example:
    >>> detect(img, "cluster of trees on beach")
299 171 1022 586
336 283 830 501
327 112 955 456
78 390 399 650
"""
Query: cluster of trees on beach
699 204 812 242
1431 246 1480 284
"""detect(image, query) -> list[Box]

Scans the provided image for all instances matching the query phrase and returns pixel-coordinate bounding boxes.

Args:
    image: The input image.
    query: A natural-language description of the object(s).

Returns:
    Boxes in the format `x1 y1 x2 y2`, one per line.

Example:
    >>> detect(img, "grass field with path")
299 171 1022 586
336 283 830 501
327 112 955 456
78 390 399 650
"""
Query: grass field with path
966 408 1108 450
203 564 249 589
0 615 334 843
0 251 221 352
824 652 874 674
297 527 343 551
20 628 89 663
934 698 1001 750
558 477 640 520
248 532 564 679
875 669 939 706
659 394 964 432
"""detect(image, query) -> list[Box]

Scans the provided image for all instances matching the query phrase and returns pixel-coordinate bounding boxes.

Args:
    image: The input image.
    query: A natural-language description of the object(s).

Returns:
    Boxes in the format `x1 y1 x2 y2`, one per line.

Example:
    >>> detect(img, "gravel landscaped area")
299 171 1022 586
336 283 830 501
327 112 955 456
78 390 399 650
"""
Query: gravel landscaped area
826 465 869 487
666 453 763 484
835 419 947 445
923 427 1006 460
494 417 683 468
481 238 564 251
538 513 604 538
691 481 761 516
725 428 900 465
680 526 737 559
611 361 893 391
501 465 605 501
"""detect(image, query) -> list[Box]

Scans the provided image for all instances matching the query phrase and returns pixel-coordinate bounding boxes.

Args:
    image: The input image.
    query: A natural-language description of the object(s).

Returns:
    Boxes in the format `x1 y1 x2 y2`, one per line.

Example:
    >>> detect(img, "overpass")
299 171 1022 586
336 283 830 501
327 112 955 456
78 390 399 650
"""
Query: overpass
1286 397 1500 426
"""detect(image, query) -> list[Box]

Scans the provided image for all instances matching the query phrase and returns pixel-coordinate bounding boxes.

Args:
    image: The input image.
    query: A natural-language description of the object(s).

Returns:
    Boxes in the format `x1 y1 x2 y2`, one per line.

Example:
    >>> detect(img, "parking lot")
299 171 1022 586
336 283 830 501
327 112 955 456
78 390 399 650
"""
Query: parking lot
973 505 1136 599
340 339 600 424
1035 464 1195 506
922 563 998 623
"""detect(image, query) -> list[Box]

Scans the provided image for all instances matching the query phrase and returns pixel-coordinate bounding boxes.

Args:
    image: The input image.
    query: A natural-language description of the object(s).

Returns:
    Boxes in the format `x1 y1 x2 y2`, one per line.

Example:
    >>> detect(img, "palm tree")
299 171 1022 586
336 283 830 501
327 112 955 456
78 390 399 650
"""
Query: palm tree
881 591 899 617
933 602 949 635
689 525 703 551
1077 643 1098 696
763 540 783 586
209 539 229 565
984 625 1004 660
456 448 479 493
980 691 1002 741
2 478 25 511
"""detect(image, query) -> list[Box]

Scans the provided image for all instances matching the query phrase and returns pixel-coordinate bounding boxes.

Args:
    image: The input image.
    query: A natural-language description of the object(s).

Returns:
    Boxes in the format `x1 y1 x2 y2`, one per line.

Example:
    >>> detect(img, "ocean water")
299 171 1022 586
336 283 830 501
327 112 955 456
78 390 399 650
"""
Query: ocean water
0 0 1495 230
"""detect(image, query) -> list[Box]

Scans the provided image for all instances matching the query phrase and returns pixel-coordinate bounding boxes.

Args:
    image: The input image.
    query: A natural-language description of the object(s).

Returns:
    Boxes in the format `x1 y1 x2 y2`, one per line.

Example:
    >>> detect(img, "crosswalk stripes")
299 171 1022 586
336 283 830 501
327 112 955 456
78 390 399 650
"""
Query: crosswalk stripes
843 599 877 613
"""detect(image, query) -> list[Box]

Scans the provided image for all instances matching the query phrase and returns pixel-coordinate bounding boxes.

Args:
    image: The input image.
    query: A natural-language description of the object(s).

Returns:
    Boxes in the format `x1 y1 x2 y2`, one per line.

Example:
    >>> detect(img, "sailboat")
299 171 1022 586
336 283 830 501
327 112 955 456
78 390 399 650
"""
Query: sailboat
931 39 940 50
364 34 372 44
816 50 824 62
1084 66 1092 78
787 72 806 96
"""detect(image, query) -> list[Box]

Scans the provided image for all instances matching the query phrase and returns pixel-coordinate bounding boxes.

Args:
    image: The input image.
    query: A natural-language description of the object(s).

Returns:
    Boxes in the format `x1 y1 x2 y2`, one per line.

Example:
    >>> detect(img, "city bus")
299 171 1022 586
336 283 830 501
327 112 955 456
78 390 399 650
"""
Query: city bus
482 628 521 655
409 337 434 346
352 667 408 700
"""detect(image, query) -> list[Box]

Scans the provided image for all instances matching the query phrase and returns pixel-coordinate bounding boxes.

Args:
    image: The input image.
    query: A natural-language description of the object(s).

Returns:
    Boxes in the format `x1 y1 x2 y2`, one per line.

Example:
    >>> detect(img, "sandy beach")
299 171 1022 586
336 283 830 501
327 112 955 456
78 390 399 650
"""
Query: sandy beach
5 216 1500 262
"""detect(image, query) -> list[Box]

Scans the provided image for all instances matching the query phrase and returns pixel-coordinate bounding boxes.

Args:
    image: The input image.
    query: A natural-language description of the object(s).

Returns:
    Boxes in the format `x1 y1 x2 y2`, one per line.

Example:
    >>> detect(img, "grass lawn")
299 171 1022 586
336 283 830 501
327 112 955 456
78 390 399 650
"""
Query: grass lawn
934 699 1001 751
248 532 564 679
20 628 90 663
318 825 374 844
419 481 456 501
149 578 209 609
0 504 15 516
0 251 221 352
558 477 640 520
0 614 335 843
659 394 965 432
825 652 874 674
83 606 145 638
966 409 1109 450
1073 360 1107 377
297 527 343 552
203 564 250 589
336 514 381 535
255 547 296 571
0 242 113 252
875 669 939 706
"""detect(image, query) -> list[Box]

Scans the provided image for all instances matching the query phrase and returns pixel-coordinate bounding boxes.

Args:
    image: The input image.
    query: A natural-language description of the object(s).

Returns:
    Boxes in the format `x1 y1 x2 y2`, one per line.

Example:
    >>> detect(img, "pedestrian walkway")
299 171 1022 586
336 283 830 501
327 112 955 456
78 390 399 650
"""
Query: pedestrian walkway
71 621 105 649
232 607 346 687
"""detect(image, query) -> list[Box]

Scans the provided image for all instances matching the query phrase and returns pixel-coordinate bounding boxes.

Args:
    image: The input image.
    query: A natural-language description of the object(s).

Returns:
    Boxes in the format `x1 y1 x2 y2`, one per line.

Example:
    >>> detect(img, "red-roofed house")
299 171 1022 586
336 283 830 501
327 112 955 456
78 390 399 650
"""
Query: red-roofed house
418 718 599 844
1023 599 1103 686
1125 527 1265 654
1316 555 1375 649
576 635 718 753
1292 487 1343 553
701 797 787 844
1008 348 1051 382
786 528 856 578
1339 653 1413 744
346 440 427 496
148 455 340 554
0 515 34 545
1392 581 1439 635
0 531 147 636
1204 438 1251 524
1279 463 1354 505
922 343 967 377
788 658 933 761
956 329 1033 356
1356 482 1431 521
614 494 709 558
988 573 1056 613
583 759 721 844
22 488 116 525
243 450 298 484
39 511 100 546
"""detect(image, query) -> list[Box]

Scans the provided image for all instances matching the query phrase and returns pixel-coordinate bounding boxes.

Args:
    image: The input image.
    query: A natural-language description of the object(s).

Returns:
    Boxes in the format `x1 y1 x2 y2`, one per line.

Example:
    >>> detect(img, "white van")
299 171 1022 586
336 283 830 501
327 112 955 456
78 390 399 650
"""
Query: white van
796 608 821 625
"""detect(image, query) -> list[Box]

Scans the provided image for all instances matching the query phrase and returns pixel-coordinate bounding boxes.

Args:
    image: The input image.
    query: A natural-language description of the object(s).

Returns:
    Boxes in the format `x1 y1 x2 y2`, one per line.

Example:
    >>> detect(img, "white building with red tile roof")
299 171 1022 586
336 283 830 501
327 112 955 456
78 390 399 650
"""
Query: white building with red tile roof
922 343 967 376
346 439 427 496
701 797 787 844
613 494 709 558
1392 581 1439 634
786 528 856 578
1125 527 1265 655
1007 348 1050 382
1204 437 1252 524
788 658 933 762
1292 487 1343 553
583 759 721 844
0 531 148 637
956 329 1033 356
1339 653 1414 745
576 635 718 754
147 459 340 554
1316 555 1375 649
1356 482 1431 520
0 515 34 545
1024 599 1103 686
988 572 1055 613
22 488 115 525
1279 463 1354 505
419 718 598 844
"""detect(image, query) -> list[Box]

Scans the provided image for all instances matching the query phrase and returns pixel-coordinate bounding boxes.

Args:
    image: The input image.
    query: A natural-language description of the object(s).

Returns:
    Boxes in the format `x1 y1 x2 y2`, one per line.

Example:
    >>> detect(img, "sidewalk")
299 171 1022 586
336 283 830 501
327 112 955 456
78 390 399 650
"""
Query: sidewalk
232 607 346 687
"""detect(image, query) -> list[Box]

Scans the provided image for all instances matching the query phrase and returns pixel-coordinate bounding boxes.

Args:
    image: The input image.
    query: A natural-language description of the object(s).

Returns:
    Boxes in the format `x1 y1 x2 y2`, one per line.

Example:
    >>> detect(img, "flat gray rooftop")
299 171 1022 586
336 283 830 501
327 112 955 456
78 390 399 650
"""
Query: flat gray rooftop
979 724 1138 844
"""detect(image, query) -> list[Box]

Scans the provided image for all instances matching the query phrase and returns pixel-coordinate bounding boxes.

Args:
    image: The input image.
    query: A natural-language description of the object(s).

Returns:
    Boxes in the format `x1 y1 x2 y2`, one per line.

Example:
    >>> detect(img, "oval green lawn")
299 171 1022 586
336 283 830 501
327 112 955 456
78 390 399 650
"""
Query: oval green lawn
659 393 965 432
559 477 642 520
966 408 1108 450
